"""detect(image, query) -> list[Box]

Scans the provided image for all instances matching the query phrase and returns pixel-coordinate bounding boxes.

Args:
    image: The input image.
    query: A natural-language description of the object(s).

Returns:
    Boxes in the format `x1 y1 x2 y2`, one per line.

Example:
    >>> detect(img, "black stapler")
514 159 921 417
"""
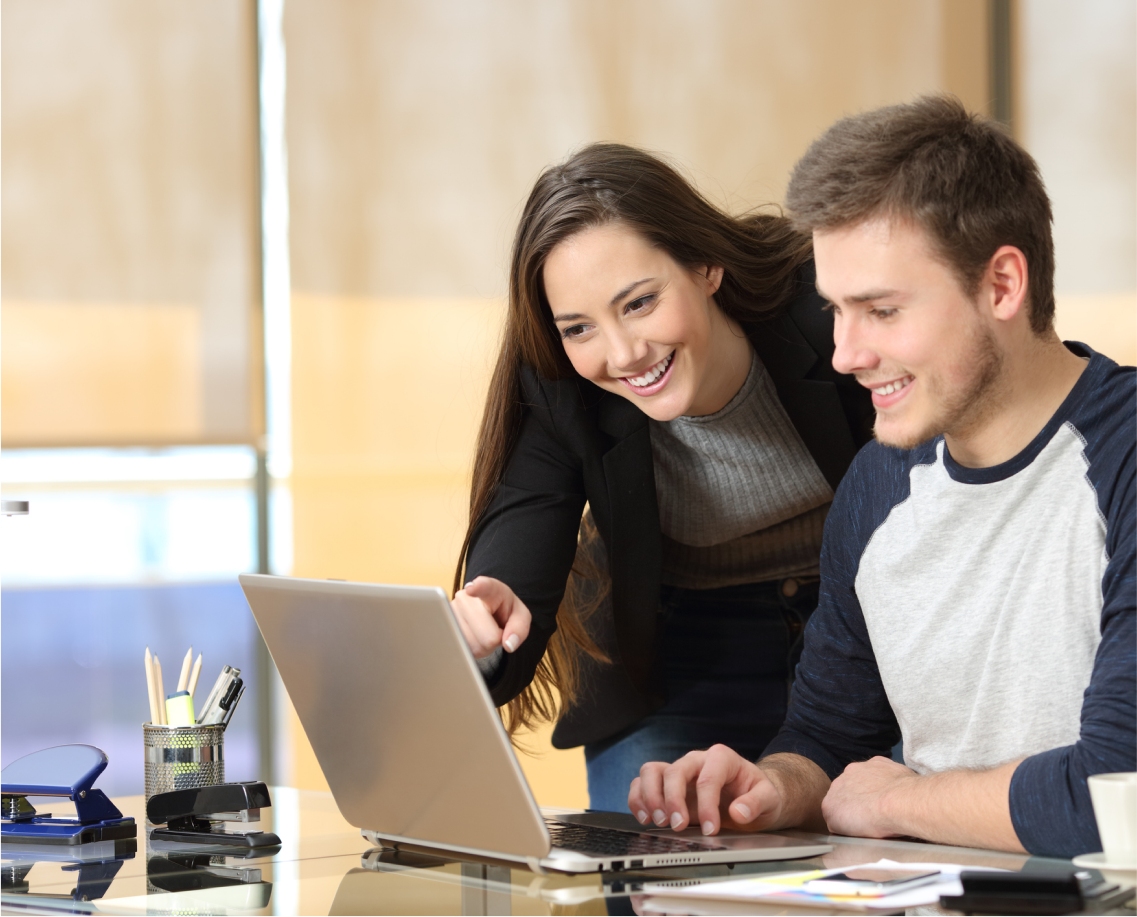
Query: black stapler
146 851 273 908
146 781 281 849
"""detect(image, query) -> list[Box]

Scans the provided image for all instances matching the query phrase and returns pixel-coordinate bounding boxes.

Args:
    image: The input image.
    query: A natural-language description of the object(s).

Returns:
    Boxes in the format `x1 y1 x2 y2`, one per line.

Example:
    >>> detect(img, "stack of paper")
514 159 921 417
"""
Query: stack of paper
641 858 1005 914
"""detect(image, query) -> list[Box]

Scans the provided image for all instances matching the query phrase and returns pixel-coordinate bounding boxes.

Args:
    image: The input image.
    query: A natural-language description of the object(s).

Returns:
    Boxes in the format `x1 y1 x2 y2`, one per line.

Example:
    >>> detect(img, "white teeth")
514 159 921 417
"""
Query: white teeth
627 352 673 388
872 376 914 396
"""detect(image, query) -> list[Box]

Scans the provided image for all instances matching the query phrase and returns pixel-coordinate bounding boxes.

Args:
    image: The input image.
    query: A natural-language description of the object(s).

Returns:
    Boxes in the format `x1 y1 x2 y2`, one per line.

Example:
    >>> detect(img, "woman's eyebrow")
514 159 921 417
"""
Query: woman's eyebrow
609 277 655 306
553 277 658 322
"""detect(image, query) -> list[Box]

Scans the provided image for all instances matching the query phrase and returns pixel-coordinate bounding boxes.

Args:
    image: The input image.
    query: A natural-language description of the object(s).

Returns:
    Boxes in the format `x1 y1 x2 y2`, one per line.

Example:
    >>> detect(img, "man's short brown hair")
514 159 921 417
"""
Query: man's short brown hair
786 94 1055 333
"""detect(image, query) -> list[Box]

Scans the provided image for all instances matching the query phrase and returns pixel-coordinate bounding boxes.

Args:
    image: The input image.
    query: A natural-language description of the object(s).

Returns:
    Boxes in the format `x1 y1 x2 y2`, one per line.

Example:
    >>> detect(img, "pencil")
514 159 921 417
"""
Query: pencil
176 646 193 692
188 653 203 698
154 655 167 725
145 647 160 725
149 650 164 725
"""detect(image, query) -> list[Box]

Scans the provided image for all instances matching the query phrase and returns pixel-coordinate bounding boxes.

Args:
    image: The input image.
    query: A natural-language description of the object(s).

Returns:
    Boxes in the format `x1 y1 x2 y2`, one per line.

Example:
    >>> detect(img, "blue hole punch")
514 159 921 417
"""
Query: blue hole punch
1 745 136 846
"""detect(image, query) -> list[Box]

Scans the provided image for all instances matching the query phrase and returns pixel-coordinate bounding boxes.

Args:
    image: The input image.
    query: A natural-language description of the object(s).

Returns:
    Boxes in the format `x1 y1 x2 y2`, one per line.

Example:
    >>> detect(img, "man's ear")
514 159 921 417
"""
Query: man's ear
986 246 1029 323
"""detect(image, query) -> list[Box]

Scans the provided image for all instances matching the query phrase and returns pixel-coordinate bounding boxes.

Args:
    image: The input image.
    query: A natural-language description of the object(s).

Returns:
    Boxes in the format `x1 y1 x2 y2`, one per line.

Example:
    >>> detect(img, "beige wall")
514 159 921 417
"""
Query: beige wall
281 0 1011 804
1 0 263 446
1019 0 1137 360
285 0 991 299
290 294 501 588
1019 0 1136 296
1055 294 1137 367
2 302 203 445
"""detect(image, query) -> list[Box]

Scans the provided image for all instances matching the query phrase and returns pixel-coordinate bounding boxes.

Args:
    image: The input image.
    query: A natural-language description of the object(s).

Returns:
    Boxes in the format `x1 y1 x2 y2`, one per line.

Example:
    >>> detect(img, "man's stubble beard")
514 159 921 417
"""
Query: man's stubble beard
874 320 1006 451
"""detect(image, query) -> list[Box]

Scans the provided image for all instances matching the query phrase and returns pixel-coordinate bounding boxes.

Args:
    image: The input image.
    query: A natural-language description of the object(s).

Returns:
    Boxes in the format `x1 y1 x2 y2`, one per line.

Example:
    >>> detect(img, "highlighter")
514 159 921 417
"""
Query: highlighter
165 690 195 727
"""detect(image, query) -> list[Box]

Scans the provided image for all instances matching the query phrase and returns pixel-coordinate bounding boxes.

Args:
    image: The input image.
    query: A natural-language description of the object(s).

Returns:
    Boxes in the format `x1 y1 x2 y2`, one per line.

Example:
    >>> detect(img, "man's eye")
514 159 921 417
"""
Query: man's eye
871 308 897 319
821 301 838 314
624 294 656 314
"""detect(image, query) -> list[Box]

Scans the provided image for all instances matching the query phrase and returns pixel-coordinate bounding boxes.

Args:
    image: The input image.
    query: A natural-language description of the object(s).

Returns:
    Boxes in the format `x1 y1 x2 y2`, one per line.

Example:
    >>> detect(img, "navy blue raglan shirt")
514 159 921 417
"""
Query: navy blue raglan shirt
763 344 1136 857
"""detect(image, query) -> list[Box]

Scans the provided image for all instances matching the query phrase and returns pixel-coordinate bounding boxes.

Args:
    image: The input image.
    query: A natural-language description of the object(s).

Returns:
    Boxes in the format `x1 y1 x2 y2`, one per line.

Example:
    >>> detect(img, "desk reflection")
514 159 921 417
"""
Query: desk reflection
4 789 1125 916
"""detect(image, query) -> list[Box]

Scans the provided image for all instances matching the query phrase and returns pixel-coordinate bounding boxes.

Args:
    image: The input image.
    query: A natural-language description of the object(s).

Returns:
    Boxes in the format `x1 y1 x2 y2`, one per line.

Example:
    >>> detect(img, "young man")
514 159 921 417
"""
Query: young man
628 95 1135 858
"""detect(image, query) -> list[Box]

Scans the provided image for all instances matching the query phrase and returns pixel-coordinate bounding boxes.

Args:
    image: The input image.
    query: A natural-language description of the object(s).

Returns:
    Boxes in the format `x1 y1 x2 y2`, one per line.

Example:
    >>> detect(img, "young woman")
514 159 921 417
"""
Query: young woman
451 143 873 812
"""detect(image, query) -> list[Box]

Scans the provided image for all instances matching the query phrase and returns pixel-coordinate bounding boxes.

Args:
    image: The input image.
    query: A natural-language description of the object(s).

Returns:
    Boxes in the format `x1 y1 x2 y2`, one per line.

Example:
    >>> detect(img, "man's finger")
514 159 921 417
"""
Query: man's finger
693 745 741 835
635 761 674 827
727 776 778 827
662 753 706 831
627 776 651 825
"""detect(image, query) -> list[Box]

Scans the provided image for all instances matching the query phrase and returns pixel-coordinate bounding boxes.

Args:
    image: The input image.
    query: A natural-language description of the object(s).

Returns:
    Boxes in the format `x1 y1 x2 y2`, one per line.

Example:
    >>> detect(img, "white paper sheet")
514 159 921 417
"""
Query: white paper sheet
642 858 1005 912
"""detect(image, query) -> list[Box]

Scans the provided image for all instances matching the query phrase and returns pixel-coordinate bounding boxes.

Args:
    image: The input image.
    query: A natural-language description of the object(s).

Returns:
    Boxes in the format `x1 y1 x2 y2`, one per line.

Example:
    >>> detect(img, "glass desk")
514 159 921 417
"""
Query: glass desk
2 788 1132 915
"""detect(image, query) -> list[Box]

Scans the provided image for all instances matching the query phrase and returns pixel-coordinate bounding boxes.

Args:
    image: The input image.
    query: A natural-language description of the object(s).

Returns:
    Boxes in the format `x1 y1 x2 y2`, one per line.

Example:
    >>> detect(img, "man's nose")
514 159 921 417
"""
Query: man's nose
831 314 878 377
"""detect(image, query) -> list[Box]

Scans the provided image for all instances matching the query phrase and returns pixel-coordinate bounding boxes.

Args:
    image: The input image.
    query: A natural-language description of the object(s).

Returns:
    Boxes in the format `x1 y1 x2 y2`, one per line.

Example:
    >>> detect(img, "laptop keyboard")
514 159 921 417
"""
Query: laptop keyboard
545 819 724 856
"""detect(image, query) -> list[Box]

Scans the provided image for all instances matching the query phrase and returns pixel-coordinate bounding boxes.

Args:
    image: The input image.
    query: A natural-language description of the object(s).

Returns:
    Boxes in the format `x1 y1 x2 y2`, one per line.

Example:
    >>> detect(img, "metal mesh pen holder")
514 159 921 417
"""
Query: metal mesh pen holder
143 723 225 802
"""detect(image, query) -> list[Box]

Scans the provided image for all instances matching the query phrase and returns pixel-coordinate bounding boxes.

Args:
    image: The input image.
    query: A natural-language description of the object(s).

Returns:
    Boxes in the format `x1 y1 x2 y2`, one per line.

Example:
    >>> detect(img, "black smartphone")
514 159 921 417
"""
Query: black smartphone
939 868 1123 916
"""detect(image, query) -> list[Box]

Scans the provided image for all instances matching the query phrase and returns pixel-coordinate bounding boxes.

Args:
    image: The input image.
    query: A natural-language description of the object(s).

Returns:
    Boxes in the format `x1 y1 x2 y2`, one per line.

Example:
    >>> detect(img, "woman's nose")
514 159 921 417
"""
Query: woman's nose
607 331 648 372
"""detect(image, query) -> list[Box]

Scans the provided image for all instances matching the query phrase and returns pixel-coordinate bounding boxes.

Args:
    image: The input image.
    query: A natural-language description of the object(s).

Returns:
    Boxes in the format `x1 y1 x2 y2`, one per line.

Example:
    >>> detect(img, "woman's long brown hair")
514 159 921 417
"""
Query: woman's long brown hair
454 143 812 738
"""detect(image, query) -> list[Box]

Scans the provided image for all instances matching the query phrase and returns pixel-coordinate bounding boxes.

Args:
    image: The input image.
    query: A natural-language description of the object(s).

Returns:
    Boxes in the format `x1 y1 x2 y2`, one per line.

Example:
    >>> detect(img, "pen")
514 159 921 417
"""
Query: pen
144 647 160 725
218 679 245 728
198 665 241 726
197 663 239 727
176 647 194 693
154 655 167 725
187 653 203 698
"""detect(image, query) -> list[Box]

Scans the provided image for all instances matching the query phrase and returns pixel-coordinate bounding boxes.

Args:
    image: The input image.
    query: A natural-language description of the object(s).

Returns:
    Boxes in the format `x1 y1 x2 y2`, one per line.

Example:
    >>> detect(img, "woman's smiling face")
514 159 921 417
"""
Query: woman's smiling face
542 223 750 421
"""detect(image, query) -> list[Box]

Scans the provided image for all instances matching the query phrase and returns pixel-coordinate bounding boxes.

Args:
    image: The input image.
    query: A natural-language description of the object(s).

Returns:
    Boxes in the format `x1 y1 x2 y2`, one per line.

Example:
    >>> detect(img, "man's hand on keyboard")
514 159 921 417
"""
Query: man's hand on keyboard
627 744 784 836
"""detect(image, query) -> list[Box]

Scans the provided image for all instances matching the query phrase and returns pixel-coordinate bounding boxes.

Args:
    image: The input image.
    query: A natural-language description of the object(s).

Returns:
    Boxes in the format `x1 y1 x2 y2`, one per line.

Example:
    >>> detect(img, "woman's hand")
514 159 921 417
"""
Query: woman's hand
451 576 532 659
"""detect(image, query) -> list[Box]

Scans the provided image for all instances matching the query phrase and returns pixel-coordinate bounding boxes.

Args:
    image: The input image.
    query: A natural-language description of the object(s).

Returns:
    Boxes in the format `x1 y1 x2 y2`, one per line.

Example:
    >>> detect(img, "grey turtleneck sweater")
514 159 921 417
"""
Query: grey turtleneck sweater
649 349 833 588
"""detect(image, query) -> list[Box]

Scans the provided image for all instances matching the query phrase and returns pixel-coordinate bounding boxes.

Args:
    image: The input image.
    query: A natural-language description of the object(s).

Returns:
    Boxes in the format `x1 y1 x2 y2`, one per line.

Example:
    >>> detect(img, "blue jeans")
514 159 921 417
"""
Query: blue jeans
583 579 818 812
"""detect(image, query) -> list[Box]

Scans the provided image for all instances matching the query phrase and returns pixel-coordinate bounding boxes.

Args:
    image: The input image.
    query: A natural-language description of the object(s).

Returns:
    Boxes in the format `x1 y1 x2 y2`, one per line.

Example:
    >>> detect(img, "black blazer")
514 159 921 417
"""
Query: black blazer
465 265 874 748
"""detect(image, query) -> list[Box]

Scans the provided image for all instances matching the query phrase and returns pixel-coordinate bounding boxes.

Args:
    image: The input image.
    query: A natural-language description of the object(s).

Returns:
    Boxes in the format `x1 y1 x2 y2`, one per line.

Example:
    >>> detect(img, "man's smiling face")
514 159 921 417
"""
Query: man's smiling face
815 217 1005 450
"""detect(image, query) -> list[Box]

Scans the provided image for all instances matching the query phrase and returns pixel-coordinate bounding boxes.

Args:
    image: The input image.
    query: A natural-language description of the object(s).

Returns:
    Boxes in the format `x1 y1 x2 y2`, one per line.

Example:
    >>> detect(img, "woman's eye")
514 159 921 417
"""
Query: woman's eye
560 324 589 340
624 294 656 314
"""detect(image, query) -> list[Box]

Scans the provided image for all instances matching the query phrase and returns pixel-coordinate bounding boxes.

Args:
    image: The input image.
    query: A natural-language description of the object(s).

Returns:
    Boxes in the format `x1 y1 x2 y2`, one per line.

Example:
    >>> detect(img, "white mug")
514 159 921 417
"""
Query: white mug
1088 772 1137 865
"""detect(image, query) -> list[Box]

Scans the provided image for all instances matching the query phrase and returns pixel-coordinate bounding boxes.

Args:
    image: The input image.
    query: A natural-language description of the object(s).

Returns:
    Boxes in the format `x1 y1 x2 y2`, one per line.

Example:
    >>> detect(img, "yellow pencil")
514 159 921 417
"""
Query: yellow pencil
187 653 203 698
144 647 160 725
176 646 194 693
154 655 167 725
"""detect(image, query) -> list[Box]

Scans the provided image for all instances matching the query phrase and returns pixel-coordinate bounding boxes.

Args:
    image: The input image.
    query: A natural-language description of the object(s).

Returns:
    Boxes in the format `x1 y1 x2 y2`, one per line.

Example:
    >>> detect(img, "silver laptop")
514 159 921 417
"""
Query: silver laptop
239 574 831 873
